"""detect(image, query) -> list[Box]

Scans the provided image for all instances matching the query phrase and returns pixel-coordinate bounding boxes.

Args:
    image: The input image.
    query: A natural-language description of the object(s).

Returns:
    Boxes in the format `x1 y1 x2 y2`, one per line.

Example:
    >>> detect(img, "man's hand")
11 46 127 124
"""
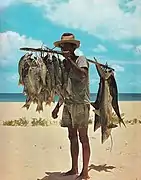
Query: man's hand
52 106 59 119
52 97 64 119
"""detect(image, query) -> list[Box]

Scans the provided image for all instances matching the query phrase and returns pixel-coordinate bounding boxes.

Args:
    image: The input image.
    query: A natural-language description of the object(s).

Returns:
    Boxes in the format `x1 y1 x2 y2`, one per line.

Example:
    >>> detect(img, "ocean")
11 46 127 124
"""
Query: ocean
0 93 141 102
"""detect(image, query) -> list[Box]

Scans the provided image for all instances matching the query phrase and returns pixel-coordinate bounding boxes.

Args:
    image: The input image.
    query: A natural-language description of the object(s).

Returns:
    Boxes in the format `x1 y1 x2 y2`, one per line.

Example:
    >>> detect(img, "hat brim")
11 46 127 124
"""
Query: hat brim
54 40 80 48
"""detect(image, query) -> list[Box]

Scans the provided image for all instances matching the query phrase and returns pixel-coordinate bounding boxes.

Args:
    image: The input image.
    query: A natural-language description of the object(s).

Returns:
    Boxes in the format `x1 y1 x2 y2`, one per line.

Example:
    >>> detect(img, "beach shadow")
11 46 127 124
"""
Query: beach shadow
88 164 116 173
37 164 116 180
37 171 78 180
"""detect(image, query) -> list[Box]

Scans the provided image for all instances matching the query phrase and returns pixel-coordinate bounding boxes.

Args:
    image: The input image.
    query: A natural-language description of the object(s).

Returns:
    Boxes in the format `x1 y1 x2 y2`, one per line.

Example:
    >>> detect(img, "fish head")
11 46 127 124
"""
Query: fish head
24 53 33 59
52 54 58 61
104 68 114 79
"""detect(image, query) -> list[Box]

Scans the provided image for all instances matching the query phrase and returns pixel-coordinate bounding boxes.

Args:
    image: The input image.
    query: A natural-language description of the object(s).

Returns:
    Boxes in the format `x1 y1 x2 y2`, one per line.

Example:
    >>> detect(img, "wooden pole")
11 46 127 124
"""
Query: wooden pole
20 47 115 71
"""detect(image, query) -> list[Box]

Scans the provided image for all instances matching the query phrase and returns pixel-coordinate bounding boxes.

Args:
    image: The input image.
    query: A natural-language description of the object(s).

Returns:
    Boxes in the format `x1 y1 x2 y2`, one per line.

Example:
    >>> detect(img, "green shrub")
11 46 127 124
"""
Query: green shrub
3 117 29 126
31 118 50 126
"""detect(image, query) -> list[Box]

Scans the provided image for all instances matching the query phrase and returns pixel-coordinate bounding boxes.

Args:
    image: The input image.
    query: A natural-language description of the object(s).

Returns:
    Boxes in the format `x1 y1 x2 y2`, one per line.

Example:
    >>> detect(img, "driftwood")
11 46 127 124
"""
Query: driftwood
20 47 115 71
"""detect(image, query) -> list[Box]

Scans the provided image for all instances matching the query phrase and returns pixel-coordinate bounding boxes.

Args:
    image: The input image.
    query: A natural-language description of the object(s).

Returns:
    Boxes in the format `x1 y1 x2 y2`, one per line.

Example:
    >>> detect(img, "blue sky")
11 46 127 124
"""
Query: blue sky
0 0 141 93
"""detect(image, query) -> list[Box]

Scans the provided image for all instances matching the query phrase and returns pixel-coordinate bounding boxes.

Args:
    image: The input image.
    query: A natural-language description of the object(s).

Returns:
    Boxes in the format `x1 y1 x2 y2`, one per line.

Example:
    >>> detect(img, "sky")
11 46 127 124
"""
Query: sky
0 0 141 93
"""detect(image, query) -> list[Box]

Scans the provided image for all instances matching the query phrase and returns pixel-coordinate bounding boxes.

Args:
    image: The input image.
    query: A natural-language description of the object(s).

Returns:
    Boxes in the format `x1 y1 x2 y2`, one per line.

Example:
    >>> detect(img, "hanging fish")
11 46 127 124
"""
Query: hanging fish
107 75 126 127
92 61 117 144
46 54 56 90
37 56 47 87
52 54 61 87
18 53 32 85
91 78 103 132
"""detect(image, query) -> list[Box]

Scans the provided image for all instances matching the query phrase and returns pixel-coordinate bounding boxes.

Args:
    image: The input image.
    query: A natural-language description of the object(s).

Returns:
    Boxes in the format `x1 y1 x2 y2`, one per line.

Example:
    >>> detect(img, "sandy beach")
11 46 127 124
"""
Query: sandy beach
0 101 141 180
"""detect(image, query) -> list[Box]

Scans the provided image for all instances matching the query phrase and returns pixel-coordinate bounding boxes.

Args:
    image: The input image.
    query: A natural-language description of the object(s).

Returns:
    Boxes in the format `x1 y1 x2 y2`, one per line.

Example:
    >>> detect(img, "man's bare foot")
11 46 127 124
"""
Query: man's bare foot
62 169 78 176
76 171 90 180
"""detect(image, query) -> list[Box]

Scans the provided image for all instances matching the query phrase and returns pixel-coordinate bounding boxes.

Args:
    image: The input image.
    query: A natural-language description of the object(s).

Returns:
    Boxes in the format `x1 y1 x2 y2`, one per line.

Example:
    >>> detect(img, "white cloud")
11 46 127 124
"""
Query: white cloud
93 44 107 53
110 64 125 72
2 0 141 40
74 49 84 56
119 43 141 55
89 59 125 72
108 59 141 65
0 31 43 66
120 44 134 50
86 55 141 66
0 0 16 9
34 0 141 40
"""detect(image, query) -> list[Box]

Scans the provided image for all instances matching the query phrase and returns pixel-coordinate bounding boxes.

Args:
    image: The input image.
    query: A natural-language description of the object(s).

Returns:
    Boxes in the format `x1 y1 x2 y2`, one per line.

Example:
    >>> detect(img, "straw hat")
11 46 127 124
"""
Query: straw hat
53 33 80 48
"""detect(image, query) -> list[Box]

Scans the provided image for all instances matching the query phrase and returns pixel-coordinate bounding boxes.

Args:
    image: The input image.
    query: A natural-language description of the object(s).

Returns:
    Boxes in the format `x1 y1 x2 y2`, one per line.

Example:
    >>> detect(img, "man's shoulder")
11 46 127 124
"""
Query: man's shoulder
76 56 89 67
77 55 87 60
76 55 87 63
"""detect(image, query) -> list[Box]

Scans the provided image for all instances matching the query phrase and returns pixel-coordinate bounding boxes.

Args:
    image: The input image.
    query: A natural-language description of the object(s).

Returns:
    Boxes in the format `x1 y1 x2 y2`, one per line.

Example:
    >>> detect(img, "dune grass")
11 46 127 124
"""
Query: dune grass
2 112 141 127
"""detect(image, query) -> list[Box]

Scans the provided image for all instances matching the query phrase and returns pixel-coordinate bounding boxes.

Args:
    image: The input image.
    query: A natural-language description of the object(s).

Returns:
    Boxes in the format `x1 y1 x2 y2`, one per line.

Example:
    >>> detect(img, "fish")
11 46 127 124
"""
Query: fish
41 55 57 104
22 61 42 110
18 51 69 112
52 55 66 102
36 89 45 112
18 53 32 85
57 55 64 86
37 56 47 86
91 78 103 132
52 55 61 87
22 95 32 110
46 54 56 90
45 54 56 102
58 56 68 90
22 74 35 110
93 61 117 144
52 55 62 99
107 75 126 127
28 66 42 95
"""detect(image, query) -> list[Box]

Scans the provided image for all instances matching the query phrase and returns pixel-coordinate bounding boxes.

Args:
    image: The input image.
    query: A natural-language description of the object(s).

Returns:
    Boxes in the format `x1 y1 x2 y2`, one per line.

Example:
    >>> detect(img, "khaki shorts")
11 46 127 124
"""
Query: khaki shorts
60 103 90 128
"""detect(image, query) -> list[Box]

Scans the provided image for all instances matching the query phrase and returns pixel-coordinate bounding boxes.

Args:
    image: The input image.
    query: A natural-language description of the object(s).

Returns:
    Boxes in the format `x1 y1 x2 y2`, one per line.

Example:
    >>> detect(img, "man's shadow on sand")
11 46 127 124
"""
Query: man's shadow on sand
37 164 116 180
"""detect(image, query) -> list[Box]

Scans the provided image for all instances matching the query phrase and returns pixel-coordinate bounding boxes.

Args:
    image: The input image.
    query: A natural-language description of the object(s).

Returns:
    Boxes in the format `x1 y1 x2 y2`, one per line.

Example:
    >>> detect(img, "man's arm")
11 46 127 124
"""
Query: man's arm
68 58 88 78
63 51 88 78
55 97 64 109
52 97 64 119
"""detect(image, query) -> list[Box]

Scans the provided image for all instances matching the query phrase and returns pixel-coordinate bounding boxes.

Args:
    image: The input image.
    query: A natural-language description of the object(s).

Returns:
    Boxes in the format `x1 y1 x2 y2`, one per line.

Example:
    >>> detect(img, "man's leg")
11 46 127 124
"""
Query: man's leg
78 127 90 179
64 126 79 176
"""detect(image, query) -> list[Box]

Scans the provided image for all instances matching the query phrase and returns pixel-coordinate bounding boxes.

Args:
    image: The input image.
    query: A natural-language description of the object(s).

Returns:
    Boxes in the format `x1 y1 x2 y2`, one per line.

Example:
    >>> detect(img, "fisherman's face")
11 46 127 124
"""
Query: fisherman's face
60 43 76 53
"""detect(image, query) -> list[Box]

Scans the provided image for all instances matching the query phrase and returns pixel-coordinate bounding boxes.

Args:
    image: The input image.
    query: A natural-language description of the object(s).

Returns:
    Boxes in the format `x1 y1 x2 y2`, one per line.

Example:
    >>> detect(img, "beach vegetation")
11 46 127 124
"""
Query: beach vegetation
111 112 125 124
31 117 57 126
125 118 141 125
3 117 29 126
2 114 141 127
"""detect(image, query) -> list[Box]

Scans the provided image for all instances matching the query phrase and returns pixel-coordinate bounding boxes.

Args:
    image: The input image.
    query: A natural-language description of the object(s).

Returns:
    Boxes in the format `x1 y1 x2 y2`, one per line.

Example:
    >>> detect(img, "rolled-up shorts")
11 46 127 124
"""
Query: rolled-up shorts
60 103 90 128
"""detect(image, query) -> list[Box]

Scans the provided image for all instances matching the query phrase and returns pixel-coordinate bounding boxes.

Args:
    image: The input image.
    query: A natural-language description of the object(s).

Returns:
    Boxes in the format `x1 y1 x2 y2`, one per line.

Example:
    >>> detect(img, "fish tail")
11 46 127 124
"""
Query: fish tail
22 103 30 110
36 104 43 113
33 99 36 104
93 109 101 116
94 114 101 132
101 127 111 144
119 118 126 128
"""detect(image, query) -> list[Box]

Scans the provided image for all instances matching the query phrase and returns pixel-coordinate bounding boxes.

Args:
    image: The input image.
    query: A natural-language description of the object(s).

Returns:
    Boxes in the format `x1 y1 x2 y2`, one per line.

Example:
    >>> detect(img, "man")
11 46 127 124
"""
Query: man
52 33 91 180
